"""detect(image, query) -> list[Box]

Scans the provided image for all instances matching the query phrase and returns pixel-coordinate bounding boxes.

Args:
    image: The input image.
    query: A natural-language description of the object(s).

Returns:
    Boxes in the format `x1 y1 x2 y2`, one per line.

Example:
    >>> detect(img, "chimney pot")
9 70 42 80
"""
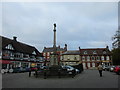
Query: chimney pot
64 44 67 51
106 46 109 49
13 36 17 41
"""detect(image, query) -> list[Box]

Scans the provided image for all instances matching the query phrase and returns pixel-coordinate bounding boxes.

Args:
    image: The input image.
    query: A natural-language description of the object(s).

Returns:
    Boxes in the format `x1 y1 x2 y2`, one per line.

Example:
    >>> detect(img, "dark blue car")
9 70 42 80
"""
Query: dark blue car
13 67 29 73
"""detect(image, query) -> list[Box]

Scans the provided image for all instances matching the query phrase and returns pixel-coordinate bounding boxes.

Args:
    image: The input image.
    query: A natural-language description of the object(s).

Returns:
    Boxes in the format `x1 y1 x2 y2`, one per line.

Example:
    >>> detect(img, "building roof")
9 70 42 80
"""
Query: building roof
62 50 80 55
61 48 111 55
0 36 42 56
80 48 111 55
43 46 65 52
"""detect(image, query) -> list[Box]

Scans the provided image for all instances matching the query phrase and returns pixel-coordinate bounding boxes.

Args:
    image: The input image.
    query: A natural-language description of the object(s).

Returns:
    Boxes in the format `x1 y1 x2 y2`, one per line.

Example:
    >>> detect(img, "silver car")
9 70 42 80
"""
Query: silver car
109 66 115 72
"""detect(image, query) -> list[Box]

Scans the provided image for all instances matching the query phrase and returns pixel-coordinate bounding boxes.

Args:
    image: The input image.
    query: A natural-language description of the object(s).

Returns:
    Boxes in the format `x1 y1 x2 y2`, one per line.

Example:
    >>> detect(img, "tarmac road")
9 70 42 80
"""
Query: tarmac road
2 70 119 88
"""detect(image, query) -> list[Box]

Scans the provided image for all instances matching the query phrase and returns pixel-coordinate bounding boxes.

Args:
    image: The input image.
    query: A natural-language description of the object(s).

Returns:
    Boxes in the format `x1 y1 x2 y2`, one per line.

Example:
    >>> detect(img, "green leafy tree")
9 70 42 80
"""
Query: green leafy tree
112 48 120 65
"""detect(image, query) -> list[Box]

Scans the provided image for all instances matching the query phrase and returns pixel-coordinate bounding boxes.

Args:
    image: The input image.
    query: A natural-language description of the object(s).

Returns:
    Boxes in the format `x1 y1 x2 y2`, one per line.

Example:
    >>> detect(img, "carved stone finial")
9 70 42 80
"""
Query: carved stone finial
54 23 56 27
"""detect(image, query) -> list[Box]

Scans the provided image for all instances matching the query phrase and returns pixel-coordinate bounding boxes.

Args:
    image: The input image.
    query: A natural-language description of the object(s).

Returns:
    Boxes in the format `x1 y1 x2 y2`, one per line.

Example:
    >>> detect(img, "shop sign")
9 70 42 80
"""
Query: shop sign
31 63 36 67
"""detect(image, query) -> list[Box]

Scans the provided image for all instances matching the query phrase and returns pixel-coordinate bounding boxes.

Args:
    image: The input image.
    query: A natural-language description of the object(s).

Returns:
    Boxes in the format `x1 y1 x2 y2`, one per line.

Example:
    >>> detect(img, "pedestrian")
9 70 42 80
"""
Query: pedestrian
35 69 38 78
58 69 61 78
44 68 47 79
29 68 31 77
72 69 76 78
98 64 103 77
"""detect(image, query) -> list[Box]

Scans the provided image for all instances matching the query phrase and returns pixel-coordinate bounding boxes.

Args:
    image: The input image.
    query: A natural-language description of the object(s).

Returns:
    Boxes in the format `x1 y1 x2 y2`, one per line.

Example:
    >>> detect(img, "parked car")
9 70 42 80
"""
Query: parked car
40 66 49 70
75 68 80 74
25 67 31 72
102 65 109 71
62 66 76 75
114 66 120 75
109 66 115 72
13 67 25 73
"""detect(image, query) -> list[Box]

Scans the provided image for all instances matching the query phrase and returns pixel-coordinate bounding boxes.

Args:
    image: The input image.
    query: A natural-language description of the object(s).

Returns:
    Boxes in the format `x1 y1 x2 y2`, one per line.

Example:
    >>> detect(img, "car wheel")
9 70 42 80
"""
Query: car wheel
116 72 119 75
1 69 5 74
118 71 120 75
4 69 8 73
9 69 13 73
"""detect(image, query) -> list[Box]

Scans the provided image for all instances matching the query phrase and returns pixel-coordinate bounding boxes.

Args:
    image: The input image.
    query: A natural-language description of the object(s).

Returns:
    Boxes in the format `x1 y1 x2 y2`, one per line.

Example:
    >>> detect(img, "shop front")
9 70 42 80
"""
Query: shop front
0 60 13 73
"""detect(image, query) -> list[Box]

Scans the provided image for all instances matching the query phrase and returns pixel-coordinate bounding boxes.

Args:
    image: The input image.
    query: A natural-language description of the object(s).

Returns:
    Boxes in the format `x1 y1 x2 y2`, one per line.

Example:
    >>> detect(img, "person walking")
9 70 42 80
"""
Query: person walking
29 68 31 77
58 69 61 78
35 69 38 78
72 69 76 78
98 64 103 77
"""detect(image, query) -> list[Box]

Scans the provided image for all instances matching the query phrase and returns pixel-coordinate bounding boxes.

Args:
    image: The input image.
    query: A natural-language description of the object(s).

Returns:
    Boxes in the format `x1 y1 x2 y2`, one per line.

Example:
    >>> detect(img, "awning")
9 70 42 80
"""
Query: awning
0 60 12 64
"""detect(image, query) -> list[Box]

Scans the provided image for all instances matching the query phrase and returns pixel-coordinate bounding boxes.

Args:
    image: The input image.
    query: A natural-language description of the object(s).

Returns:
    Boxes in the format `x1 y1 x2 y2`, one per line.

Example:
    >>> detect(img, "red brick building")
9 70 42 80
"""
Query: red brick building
79 46 112 69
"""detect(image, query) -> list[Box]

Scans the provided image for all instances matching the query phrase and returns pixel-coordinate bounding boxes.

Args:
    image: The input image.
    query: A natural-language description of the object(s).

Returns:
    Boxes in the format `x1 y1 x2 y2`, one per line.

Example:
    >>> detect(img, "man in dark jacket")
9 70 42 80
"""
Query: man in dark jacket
98 64 103 77
29 68 31 77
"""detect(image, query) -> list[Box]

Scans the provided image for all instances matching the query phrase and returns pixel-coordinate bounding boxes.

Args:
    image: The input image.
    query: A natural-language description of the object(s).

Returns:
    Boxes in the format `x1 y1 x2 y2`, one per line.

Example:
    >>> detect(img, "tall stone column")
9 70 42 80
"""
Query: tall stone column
53 23 56 48
50 23 58 66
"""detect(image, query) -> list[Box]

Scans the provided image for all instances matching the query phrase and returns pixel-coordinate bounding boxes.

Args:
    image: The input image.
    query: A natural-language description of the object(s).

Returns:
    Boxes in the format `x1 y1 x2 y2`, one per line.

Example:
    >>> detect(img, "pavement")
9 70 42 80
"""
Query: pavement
1 70 120 88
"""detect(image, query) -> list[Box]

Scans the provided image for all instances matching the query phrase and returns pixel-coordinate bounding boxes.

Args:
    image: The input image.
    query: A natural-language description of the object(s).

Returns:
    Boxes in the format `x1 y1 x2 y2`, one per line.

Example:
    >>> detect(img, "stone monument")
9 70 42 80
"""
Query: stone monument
49 23 59 66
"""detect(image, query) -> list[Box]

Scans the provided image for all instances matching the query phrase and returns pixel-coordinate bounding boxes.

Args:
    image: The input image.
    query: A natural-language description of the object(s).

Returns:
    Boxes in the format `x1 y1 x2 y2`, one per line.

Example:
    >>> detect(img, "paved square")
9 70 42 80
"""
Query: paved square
2 70 119 88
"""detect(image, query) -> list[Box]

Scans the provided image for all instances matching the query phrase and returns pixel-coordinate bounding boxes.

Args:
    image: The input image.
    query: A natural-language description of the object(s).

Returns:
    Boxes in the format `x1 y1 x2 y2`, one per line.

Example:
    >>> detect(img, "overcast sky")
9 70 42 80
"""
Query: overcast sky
1 2 118 52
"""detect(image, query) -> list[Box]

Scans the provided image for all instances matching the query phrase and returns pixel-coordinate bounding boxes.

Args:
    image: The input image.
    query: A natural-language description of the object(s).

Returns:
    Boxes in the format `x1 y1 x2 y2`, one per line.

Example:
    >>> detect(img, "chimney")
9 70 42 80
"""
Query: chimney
44 47 46 49
64 44 67 51
106 46 109 49
13 36 17 41
79 46 81 50
58 45 60 48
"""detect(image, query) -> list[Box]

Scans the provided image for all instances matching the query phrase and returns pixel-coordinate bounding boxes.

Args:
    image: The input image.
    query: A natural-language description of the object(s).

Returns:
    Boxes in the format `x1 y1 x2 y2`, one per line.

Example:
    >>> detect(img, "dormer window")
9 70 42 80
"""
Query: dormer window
84 51 87 54
32 51 36 55
103 51 106 54
93 51 97 54
5 44 14 50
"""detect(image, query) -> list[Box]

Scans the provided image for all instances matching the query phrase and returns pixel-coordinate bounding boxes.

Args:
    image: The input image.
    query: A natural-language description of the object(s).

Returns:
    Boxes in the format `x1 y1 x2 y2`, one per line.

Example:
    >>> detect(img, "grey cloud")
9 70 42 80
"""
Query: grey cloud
2 2 118 51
